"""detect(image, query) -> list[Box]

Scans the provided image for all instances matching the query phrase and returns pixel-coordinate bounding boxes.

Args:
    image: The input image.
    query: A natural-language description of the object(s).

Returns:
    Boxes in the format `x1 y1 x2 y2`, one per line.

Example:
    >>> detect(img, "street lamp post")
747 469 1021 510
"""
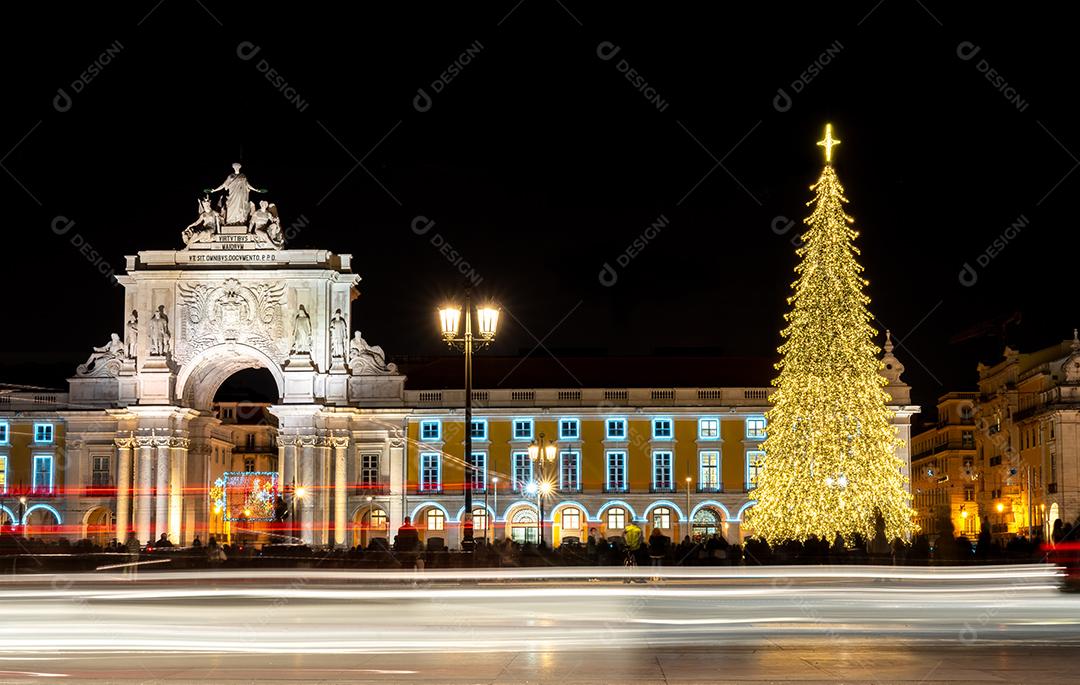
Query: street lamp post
528 433 557 547
491 476 498 543
685 476 692 529
439 291 499 553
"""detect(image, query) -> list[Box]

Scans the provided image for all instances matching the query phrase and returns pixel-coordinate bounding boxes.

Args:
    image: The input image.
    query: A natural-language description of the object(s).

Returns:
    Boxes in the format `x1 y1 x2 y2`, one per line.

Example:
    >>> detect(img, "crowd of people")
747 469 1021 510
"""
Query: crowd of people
1 515 1076 572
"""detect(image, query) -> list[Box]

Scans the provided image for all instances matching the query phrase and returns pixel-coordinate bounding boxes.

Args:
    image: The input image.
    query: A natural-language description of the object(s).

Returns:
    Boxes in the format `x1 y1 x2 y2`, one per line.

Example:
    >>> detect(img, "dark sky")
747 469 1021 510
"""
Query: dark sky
3 3 1075 416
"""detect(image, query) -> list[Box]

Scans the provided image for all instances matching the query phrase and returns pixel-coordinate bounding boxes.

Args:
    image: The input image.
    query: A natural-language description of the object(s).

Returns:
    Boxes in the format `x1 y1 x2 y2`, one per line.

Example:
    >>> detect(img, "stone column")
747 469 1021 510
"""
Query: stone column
168 438 188 545
114 437 134 541
333 436 349 547
318 440 332 546
300 439 315 546
388 436 405 535
155 439 170 542
154 434 170 542
276 438 287 496
136 441 153 544
726 520 742 544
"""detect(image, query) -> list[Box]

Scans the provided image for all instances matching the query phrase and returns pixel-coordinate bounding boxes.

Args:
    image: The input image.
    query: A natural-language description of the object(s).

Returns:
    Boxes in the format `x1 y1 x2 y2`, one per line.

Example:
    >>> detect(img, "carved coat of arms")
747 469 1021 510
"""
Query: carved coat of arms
174 278 286 363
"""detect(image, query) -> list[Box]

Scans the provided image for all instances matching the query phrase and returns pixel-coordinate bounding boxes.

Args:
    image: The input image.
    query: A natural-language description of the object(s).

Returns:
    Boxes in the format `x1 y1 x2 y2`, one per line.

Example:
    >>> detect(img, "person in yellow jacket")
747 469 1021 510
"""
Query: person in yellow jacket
623 522 643 567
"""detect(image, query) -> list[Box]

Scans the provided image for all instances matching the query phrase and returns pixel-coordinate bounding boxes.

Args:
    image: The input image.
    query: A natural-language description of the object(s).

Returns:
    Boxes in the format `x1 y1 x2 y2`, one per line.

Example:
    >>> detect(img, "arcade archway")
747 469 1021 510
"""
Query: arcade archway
82 506 114 545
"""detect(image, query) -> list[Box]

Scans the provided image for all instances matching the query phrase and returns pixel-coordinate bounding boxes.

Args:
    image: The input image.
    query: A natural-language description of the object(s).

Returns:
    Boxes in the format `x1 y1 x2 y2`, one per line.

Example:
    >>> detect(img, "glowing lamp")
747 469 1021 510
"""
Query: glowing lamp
539 481 553 496
295 486 307 499
961 510 969 519
476 306 500 340
996 502 1005 513
438 306 461 340
524 481 538 496
528 442 539 461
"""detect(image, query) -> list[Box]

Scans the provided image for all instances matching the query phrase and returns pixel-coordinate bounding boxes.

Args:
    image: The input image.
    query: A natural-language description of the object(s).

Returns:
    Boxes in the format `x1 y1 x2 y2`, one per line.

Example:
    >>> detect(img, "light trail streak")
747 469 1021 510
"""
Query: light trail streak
0 565 1077 657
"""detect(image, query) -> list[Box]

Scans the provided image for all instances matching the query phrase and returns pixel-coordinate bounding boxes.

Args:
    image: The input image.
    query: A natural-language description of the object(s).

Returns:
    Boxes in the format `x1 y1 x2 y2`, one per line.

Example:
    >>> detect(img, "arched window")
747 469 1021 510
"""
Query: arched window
692 508 721 540
652 506 672 530
561 508 581 532
426 509 445 531
472 507 488 534
606 507 626 531
510 508 538 544
370 508 388 530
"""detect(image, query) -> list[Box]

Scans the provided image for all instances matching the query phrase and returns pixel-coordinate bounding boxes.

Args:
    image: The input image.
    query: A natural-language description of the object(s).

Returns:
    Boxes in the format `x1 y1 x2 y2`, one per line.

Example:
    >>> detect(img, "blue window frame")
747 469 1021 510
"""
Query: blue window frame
698 417 720 440
419 420 441 441
606 451 627 492
512 451 533 492
512 418 534 440
558 418 579 440
746 450 765 490
33 454 53 494
419 453 441 492
652 418 673 440
746 416 767 440
652 451 673 491
34 423 54 444
467 452 487 491
559 450 581 491
699 450 721 492
605 418 627 440
470 419 487 440
0 454 7 494
0 421 9 445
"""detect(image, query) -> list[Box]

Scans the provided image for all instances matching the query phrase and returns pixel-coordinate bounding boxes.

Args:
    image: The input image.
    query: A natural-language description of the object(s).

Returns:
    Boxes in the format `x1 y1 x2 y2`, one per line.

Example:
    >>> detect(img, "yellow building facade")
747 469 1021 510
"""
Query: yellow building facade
0 412 67 535
910 393 979 540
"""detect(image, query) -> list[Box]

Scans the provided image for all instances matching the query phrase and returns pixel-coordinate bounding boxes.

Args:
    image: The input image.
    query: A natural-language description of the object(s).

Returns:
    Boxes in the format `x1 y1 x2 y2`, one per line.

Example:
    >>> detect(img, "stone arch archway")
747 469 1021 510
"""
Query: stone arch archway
82 506 114 545
351 503 389 548
175 343 285 410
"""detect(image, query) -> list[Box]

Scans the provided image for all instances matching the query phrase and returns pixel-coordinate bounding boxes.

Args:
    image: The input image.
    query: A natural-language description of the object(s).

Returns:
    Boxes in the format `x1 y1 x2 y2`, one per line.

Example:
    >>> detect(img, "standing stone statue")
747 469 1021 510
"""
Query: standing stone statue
125 310 139 359
205 162 266 226
291 305 312 354
148 305 171 356
329 309 348 359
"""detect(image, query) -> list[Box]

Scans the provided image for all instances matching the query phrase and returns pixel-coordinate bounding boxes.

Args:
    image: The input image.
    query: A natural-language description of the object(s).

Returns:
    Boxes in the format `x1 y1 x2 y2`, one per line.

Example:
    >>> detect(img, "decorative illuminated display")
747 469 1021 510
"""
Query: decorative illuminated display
745 124 916 544
209 472 279 521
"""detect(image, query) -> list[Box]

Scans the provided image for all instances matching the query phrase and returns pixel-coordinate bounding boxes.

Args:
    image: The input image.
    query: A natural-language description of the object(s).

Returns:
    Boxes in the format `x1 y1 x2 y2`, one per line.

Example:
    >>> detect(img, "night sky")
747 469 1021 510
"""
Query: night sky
3 3 1075 417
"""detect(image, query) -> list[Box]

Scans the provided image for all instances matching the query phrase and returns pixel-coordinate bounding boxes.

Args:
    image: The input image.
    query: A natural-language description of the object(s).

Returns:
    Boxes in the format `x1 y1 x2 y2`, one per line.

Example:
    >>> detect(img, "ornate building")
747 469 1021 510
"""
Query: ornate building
973 333 1080 541
0 166 920 549
910 392 979 540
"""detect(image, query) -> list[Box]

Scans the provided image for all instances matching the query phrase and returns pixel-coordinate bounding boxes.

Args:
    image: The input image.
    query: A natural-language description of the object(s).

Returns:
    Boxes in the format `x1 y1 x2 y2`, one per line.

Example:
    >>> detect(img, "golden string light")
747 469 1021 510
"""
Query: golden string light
745 124 916 545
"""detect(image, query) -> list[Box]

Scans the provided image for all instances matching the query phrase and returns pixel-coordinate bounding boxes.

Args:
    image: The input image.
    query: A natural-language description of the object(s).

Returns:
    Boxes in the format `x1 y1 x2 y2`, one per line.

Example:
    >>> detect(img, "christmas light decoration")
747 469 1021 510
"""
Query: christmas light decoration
745 124 915 544
208 472 279 521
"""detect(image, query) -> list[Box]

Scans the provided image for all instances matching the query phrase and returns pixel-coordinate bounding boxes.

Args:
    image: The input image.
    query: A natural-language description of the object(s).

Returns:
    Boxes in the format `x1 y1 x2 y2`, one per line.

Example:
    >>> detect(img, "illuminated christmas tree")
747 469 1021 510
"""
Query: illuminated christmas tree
745 124 915 544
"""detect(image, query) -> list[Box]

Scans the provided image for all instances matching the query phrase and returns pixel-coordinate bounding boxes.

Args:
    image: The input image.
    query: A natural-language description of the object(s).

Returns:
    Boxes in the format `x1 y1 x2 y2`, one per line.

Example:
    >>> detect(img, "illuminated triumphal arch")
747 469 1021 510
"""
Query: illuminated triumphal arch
64 164 407 546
